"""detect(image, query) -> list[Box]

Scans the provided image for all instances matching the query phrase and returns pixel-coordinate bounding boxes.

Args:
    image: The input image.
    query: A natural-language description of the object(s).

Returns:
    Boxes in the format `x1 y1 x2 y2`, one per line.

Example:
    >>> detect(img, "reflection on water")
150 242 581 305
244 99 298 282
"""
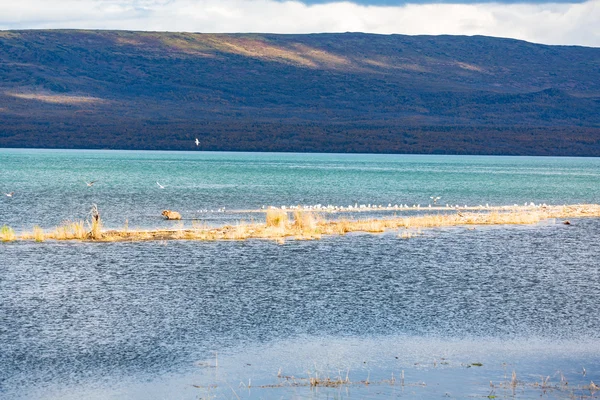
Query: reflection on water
2 150 600 399
12 336 600 399
1 220 599 399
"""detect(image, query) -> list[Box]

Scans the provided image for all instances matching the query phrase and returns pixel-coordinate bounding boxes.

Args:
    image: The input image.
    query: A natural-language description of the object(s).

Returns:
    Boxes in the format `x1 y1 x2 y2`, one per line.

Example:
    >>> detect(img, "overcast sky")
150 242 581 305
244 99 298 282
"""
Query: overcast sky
1 0 599 47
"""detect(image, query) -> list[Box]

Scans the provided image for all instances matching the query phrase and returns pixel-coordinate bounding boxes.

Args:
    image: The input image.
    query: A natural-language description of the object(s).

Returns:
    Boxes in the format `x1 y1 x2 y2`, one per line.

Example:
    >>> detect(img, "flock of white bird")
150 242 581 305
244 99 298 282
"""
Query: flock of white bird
260 200 551 213
2 182 552 215
3 140 552 214
196 208 227 213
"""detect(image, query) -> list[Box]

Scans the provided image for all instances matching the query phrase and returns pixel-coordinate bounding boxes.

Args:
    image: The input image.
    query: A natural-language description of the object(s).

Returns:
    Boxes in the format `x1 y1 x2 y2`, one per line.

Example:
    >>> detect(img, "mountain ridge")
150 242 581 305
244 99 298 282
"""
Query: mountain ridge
1 30 599 155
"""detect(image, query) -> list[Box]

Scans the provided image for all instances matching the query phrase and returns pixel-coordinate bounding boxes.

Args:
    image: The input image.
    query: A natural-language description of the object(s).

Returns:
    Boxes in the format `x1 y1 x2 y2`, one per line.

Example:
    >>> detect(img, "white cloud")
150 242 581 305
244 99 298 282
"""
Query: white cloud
0 0 598 47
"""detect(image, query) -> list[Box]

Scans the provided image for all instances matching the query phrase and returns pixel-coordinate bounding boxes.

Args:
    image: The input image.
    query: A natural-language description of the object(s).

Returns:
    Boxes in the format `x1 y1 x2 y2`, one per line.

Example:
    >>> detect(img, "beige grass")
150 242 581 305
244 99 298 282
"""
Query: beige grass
1 225 16 242
292 210 318 231
11 204 600 243
51 221 87 240
33 226 45 242
266 208 288 228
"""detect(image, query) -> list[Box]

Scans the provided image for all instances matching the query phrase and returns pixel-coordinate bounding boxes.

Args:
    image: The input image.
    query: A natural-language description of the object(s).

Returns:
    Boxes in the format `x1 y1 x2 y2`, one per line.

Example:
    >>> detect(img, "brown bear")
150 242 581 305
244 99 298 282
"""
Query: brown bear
162 210 182 220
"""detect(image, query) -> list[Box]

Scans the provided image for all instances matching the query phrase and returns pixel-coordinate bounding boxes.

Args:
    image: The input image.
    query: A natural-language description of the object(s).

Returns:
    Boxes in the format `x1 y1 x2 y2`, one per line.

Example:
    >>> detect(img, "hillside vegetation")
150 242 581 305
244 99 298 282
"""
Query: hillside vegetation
1 30 599 155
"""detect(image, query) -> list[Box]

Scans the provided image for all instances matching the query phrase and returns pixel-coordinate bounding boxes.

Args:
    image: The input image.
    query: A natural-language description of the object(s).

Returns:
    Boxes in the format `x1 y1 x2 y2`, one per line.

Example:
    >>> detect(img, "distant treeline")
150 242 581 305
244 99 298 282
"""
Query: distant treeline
1 117 599 156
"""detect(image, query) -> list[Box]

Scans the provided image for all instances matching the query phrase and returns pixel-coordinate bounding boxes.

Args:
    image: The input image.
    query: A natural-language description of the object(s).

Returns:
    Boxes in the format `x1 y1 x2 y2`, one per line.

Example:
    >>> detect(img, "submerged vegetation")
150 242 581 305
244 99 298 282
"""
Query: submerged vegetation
2 204 600 243
196 366 600 399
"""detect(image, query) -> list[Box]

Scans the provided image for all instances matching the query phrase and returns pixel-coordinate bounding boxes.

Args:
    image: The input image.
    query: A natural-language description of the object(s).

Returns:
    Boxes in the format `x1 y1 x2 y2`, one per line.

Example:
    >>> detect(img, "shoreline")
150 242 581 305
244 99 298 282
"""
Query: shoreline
2 204 599 243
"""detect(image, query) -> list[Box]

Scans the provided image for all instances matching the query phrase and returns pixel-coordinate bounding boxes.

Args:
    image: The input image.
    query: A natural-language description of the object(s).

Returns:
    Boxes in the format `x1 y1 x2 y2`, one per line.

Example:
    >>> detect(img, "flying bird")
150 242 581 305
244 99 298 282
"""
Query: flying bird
195 138 200 146
5 192 14 197
156 181 165 189
430 196 441 204
85 180 97 187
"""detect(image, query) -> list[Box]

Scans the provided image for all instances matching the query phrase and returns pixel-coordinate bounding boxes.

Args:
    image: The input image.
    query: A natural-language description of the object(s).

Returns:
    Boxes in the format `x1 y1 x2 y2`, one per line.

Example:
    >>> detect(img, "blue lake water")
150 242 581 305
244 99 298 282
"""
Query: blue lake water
1 149 599 399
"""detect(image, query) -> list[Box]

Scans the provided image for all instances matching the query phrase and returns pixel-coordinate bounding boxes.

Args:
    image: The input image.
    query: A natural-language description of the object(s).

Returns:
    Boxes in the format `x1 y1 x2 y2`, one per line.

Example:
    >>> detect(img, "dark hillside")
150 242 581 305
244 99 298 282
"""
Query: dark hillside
1 30 599 154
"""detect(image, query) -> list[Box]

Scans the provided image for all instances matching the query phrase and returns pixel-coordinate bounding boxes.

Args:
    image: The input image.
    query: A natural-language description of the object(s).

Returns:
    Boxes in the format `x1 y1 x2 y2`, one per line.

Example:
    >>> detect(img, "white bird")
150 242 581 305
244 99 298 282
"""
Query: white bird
84 180 97 187
5 192 14 197
195 138 200 146
156 181 165 189
430 196 441 205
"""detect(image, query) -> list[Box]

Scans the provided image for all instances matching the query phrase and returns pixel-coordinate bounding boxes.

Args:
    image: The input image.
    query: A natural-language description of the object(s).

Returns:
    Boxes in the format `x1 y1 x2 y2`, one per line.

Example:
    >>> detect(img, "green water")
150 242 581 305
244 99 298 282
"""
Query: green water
1 149 599 229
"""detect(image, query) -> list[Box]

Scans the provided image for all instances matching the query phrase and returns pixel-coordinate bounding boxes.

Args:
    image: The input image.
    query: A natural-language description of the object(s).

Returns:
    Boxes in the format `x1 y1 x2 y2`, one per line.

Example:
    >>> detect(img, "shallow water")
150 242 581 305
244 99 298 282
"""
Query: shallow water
1 150 600 399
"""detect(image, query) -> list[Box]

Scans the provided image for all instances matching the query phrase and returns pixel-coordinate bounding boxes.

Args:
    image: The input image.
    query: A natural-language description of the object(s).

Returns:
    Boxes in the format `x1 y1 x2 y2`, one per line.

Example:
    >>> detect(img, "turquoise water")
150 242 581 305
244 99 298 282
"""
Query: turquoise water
1 150 600 399
1 149 600 230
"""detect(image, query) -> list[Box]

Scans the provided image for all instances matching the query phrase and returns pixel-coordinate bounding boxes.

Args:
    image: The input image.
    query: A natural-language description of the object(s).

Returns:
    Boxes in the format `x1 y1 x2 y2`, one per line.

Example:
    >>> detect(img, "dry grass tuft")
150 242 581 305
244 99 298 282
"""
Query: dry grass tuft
1 225 16 242
33 226 45 242
51 221 87 240
333 219 352 235
266 208 288 228
292 210 317 231
224 222 251 240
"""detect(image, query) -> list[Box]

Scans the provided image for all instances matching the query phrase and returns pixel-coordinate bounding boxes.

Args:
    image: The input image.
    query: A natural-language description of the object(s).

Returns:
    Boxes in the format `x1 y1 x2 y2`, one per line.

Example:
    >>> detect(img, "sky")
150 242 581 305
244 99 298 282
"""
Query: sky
0 0 599 47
